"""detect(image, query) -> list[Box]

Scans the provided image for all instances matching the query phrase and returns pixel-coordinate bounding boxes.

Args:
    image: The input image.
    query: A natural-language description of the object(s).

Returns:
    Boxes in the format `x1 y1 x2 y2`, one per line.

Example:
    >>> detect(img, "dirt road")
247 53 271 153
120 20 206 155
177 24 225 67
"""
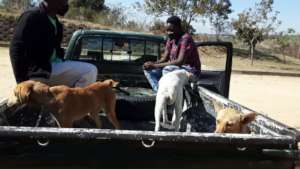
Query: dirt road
0 47 299 128
0 47 16 99
230 74 300 128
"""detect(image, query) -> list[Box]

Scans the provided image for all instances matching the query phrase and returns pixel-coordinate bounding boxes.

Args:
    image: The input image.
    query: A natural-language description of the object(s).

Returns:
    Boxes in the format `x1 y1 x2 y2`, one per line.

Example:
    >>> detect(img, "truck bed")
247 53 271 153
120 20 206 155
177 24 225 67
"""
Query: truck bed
0 86 298 169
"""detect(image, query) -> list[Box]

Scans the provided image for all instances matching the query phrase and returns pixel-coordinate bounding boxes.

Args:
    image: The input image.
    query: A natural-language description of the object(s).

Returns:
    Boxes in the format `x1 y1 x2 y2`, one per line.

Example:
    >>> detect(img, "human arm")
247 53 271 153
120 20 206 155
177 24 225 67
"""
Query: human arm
10 12 37 83
152 47 186 68
143 41 171 70
56 21 65 61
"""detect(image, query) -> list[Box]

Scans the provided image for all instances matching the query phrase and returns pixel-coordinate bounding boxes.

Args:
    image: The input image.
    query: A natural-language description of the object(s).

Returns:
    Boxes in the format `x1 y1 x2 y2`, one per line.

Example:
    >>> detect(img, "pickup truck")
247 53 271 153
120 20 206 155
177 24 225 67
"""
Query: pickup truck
0 29 299 169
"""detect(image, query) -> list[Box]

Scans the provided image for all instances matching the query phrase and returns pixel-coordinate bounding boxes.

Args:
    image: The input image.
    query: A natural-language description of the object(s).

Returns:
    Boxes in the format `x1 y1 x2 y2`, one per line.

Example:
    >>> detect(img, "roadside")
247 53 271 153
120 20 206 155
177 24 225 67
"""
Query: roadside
232 69 300 77
229 73 300 129
0 47 16 100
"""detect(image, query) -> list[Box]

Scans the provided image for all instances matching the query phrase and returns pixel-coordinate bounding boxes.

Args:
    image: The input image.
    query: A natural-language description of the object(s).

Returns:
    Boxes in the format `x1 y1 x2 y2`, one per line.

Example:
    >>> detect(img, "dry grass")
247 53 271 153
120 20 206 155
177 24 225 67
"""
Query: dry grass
0 9 110 30
0 9 153 35
199 46 300 73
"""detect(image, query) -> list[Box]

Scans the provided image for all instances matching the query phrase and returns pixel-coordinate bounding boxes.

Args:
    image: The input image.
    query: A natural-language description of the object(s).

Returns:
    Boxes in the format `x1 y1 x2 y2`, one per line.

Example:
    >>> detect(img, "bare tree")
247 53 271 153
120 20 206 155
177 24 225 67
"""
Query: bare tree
207 0 232 41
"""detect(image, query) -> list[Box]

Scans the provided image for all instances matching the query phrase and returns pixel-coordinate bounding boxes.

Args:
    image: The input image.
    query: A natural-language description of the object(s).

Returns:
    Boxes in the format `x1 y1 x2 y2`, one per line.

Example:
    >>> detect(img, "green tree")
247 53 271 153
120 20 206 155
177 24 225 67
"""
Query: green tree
1 0 33 11
208 0 232 41
233 0 281 65
136 0 213 33
276 28 296 64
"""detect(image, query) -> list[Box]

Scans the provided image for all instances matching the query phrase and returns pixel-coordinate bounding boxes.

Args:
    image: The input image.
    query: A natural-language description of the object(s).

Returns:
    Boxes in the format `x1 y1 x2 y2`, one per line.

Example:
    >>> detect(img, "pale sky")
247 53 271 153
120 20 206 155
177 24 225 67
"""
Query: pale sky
107 0 300 34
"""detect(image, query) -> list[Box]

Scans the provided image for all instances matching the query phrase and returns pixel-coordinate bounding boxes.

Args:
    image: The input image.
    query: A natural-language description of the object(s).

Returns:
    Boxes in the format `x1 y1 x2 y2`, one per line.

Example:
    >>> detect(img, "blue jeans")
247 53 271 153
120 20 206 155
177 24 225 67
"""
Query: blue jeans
143 65 194 92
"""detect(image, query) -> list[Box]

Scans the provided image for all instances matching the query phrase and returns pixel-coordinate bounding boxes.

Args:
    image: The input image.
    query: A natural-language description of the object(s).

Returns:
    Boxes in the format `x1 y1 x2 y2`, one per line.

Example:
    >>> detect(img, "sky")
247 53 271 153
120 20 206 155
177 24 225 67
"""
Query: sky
107 0 300 34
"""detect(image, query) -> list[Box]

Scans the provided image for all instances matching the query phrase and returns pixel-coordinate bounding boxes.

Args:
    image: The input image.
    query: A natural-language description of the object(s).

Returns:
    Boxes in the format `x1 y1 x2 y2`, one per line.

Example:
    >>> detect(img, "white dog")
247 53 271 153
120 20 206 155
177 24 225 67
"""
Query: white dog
154 69 192 131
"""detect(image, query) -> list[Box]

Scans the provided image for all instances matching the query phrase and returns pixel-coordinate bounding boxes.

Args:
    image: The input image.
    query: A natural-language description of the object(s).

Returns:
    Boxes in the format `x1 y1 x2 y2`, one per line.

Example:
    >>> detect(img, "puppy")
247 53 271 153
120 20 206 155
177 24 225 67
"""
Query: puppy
8 80 121 129
154 69 192 131
213 101 256 133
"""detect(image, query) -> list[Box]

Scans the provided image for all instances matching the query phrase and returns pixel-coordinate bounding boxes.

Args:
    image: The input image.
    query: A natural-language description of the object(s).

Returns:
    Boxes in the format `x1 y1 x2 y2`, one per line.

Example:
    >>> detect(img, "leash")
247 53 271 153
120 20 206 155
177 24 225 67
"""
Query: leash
35 106 44 127
184 82 202 108
113 86 130 96
35 106 50 147
35 106 61 147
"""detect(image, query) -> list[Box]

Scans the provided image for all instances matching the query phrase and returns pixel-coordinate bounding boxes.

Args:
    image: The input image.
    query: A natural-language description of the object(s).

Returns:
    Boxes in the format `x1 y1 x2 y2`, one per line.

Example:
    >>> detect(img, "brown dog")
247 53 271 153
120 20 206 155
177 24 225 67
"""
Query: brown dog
7 80 121 129
212 101 256 133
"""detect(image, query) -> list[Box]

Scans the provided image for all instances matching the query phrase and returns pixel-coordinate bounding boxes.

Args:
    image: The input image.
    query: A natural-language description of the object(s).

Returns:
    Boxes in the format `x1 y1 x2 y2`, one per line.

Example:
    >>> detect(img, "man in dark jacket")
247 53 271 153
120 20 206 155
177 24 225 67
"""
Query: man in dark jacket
10 0 97 87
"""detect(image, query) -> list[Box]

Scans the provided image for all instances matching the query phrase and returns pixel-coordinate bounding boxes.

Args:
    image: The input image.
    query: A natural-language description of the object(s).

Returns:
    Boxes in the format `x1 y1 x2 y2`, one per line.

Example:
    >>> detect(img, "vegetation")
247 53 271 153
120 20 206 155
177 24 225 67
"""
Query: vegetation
0 0 299 65
0 0 35 11
135 0 216 33
149 20 166 35
275 28 296 63
0 0 143 31
232 0 281 65
207 0 232 41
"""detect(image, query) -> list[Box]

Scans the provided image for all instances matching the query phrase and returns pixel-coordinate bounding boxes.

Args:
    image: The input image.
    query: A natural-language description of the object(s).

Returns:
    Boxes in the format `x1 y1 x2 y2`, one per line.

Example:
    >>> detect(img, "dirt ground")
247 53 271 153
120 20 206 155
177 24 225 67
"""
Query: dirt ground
0 47 16 100
0 47 299 129
230 74 300 129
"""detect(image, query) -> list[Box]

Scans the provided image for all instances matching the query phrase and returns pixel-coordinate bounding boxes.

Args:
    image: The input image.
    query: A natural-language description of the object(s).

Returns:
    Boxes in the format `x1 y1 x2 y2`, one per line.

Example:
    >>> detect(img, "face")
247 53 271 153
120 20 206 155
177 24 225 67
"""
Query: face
48 0 69 16
215 108 256 133
166 23 181 40
57 0 69 16
215 109 242 133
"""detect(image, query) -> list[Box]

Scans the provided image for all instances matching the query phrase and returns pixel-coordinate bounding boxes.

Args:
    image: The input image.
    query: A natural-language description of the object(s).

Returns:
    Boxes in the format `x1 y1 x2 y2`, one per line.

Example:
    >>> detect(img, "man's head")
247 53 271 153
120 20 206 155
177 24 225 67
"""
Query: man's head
44 0 69 16
166 16 183 40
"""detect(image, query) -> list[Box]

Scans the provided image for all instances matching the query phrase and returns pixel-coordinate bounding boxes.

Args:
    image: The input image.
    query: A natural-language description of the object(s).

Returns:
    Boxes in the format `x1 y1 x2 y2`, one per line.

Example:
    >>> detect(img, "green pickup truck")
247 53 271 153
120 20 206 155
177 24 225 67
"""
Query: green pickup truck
0 29 299 169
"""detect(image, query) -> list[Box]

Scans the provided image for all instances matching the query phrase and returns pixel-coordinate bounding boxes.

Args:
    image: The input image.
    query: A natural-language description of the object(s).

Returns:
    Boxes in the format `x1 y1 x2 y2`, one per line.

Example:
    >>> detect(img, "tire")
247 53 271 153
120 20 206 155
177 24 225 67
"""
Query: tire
116 87 156 121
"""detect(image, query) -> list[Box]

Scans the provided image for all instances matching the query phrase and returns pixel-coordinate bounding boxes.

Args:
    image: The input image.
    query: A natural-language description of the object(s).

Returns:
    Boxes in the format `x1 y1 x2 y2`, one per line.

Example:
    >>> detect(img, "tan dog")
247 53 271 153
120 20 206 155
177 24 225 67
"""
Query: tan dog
213 101 256 133
7 80 121 129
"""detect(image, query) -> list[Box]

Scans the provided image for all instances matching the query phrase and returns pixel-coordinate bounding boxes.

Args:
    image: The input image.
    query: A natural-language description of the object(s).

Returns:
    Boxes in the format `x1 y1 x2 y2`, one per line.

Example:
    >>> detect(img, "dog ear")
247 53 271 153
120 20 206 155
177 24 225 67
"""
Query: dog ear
212 100 224 113
241 112 257 124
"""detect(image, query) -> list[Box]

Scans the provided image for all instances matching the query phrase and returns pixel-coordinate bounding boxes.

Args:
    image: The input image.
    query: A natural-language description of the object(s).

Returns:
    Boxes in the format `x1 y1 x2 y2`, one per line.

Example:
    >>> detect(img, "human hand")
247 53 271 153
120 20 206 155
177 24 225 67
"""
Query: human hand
143 61 156 70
